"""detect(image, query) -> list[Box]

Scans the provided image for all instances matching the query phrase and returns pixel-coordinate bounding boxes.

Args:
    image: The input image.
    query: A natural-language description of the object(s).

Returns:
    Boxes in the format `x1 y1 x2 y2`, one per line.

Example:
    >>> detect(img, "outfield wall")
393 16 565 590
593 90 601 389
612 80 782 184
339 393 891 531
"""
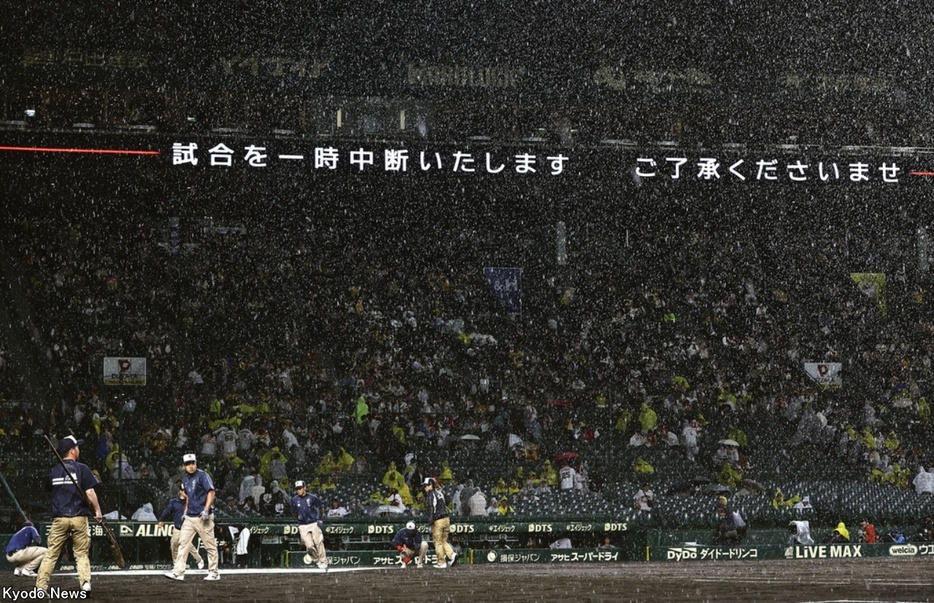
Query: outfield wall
3 521 932 571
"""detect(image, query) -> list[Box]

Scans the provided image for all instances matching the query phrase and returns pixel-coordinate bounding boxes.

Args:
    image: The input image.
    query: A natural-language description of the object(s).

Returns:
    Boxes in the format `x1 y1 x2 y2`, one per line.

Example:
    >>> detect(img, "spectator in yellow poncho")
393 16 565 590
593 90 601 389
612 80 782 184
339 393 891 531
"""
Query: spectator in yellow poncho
540 460 558 487
615 409 632 433
391 421 406 445
382 462 401 487
492 478 509 497
316 452 338 475
633 457 654 474
440 460 454 484
717 388 738 410
354 395 369 425
497 498 515 516
771 489 799 509
727 425 748 448
639 403 657 434
260 446 287 482
829 522 850 542
381 464 415 505
918 397 931 421
718 462 744 489
884 431 899 454
337 448 355 473
105 446 123 473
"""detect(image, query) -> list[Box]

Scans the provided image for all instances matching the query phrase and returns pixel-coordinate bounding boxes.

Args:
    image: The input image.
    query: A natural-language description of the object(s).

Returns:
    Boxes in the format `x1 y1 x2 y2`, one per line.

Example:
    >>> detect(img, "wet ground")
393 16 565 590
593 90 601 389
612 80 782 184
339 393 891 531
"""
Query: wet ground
17 558 934 602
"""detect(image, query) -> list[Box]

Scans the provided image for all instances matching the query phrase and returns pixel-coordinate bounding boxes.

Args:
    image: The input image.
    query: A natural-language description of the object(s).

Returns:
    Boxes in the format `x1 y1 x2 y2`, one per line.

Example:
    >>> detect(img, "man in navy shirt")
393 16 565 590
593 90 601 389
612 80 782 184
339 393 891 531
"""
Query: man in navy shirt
392 520 427 569
36 435 102 593
158 483 205 570
165 453 219 581
424 477 456 569
5 520 47 578
290 480 328 570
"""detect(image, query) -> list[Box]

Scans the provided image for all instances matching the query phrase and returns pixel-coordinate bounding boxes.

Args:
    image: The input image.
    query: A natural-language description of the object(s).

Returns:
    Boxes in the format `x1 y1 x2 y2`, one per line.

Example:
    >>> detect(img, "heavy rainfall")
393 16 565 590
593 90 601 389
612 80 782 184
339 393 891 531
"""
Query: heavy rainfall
1 1 933 601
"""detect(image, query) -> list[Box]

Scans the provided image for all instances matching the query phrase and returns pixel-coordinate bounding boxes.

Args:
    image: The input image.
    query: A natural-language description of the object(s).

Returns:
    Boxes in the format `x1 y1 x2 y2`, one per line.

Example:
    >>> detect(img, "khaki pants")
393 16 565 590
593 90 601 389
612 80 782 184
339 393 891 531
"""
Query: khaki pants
431 517 454 564
7 545 48 572
298 523 327 564
36 516 90 590
173 515 218 576
170 528 204 567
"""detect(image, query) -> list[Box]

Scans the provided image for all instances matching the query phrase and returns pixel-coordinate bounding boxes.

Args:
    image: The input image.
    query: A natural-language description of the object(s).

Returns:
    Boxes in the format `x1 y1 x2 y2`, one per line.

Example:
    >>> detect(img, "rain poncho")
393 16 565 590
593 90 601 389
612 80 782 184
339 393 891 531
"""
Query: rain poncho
354 395 369 425
260 447 287 481
337 448 355 473
131 503 157 521
440 460 454 483
914 467 934 495
615 409 632 433
718 462 743 488
789 520 814 545
541 461 558 487
316 452 338 475
633 457 655 474
727 426 748 448
639 403 657 433
834 522 850 541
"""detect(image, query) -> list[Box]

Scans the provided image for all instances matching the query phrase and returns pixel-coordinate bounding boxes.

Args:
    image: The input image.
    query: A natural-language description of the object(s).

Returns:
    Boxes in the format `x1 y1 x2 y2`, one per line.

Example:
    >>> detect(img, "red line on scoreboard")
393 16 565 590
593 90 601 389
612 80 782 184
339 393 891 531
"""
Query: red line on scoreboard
0 145 160 156
910 170 934 177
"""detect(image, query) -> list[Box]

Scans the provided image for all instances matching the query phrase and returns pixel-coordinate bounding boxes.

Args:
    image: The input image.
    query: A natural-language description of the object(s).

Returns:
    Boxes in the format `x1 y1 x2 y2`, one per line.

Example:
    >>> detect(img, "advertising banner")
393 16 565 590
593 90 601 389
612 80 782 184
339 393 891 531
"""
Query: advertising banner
103 357 147 386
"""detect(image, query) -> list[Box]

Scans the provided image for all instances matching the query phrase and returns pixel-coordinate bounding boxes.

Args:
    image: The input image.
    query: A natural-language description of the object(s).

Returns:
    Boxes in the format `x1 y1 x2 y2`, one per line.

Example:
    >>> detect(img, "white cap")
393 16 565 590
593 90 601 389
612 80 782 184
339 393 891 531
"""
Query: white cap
182 453 197 463
294 480 306 489
406 521 416 530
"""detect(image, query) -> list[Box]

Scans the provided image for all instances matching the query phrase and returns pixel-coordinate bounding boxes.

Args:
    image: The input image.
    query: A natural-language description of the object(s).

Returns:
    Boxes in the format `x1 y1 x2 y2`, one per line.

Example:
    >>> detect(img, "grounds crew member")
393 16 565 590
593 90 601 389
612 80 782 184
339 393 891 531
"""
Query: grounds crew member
392 520 428 568
37 435 102 593
6 520 47 578
158 483 205 570
423 477 456 568
290 480 328 569
165 453 220 581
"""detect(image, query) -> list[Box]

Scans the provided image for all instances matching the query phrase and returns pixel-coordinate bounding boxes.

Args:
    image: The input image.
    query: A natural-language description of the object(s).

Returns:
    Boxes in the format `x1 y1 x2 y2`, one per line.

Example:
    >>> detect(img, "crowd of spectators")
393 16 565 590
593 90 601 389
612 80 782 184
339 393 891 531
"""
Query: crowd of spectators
2 181 934 529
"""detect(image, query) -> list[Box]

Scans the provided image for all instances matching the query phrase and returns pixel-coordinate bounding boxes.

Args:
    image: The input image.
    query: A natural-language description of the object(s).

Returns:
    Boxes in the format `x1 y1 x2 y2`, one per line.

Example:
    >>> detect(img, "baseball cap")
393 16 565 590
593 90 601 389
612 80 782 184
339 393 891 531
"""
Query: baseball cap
294 480 306 490
422 477 434 487
57 435 84 455
182 453 197 464
406 521 416 530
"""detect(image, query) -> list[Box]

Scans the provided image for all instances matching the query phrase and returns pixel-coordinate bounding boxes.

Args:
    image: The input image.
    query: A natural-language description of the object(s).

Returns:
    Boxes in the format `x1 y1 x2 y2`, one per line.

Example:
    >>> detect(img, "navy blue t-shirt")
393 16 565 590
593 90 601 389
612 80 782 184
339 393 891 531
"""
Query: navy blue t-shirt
392 527 423 550
290 492 323 525
158 497 187 529
50 460 99 518
5 525 41 554
182 470 215 516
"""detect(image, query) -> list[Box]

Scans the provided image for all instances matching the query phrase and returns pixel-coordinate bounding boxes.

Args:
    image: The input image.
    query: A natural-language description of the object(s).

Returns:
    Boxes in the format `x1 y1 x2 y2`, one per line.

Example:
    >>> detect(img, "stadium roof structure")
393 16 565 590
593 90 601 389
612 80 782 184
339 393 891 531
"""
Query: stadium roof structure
1 2 932 153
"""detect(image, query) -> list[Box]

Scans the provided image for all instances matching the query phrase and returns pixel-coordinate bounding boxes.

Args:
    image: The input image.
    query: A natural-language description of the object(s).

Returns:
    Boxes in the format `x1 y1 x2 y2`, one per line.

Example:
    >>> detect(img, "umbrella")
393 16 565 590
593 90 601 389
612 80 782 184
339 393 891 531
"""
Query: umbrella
718 439 740 447
702 483 733 494
460 434 481 441
555 452 580 463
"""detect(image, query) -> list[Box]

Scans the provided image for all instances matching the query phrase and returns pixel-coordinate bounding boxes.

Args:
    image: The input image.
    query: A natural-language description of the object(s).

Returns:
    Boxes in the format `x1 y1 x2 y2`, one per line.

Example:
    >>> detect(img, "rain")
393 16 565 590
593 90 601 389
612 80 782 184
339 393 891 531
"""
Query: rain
1 1 934 600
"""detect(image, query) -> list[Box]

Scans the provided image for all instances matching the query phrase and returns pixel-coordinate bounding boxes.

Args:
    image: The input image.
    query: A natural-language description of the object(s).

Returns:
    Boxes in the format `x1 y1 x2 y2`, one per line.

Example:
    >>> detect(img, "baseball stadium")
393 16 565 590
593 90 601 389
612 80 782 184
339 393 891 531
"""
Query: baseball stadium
1 2 934 601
